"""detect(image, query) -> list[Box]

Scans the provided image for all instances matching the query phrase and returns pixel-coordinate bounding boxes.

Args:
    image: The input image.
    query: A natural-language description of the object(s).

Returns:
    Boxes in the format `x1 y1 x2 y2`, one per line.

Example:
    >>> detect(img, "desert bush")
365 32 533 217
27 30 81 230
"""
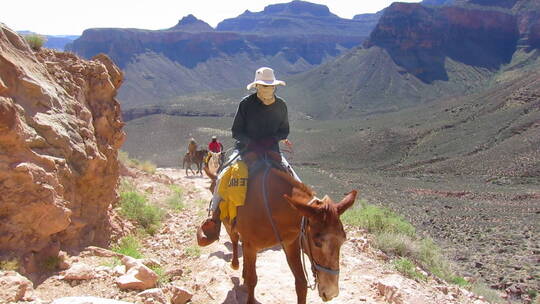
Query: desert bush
375 232 418 257
149 265 171 286
24 34 47 50
119 150 156 174
101 257 122 268
185 245 201 258
112 235 143 259
119 187 164 234
451 276 471 288
166 185 185 211
42 256 61 271
417 238 452 280
471 281 504 303
393 257 427 281
343 200 462 286
342 200 415 236
0 259 19 271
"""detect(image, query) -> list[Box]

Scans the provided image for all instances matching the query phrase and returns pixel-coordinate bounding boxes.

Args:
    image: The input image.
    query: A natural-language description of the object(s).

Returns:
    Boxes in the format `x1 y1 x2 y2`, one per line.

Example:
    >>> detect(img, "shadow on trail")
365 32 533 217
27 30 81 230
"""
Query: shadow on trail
210 241 244 262
221 277 262 304
185 175 205 179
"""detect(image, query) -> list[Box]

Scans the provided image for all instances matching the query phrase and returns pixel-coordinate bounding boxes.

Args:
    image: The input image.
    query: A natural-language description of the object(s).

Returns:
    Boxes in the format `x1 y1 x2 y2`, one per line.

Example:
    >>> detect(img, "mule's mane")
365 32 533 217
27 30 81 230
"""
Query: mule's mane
270 168 314 197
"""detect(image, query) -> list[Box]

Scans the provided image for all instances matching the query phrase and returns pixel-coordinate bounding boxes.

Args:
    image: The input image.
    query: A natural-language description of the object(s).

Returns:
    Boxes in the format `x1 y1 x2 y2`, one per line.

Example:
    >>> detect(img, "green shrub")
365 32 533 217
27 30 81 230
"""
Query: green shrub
393 257 427 281
42 256 60 271
24 34 47 50
417 238 452 281
112 235 143 258
0 259 19 271
451 276 471 288
185 245 201 258
375 232 418 257
471 282 504 303
140 161 157 174
119 188 164 234
166 185 185 211
101 257 122 268
343 199 461 286
528 289 538 301
118 150 156 174
149 265 171 286
342 201 415 236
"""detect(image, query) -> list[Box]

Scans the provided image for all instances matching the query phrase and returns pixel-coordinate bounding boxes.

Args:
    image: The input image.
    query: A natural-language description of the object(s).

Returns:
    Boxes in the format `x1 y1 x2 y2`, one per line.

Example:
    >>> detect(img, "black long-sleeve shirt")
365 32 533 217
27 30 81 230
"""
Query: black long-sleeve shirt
231 93 289 150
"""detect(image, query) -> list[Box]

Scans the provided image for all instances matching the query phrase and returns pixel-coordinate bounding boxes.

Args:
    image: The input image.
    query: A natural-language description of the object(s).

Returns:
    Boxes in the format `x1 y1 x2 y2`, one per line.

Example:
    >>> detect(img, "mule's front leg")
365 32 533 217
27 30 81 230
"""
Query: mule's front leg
242 243 258 304
231 232 240 270
285 240 307 304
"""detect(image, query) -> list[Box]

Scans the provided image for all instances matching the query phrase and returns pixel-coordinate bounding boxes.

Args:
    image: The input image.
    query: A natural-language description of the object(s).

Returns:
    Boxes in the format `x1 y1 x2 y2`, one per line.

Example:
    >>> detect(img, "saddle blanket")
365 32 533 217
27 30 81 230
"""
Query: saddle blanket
218 160 248 221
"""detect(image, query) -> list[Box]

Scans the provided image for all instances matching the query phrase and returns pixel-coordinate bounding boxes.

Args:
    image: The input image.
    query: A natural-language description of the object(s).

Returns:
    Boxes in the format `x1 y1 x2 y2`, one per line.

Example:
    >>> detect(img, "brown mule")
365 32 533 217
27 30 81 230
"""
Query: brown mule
201 151 357 303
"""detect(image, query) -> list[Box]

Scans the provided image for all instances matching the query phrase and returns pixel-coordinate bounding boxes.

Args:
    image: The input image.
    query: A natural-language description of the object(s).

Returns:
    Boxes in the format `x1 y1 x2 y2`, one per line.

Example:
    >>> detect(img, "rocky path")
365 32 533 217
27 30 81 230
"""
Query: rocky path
20 168 488 304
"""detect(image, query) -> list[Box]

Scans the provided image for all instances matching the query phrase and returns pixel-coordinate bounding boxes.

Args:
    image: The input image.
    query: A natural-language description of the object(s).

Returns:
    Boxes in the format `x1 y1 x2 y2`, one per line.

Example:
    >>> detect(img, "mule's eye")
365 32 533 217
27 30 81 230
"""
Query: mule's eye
314 233 323 247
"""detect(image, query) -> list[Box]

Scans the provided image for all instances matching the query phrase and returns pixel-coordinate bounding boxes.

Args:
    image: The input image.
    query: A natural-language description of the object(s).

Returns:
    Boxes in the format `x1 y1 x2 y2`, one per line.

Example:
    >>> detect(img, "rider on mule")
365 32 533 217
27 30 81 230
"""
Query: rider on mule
199 67 293 245
208 135 223 153
187 137 197 159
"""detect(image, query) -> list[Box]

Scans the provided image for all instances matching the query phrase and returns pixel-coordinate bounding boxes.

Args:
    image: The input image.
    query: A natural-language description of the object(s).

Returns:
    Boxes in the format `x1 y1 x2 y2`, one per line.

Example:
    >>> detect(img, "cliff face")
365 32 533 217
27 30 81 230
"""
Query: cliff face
0 25 125 270
365 3 519 83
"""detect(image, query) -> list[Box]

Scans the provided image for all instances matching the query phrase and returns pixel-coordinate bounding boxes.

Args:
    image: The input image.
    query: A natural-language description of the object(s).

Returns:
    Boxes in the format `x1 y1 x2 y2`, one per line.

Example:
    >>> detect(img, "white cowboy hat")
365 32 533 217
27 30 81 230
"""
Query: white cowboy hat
246 67 286 90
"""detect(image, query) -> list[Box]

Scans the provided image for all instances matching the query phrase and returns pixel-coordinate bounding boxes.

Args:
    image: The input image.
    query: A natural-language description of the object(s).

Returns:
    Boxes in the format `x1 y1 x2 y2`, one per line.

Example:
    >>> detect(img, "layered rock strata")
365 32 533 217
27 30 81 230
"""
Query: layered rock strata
0 24 125 271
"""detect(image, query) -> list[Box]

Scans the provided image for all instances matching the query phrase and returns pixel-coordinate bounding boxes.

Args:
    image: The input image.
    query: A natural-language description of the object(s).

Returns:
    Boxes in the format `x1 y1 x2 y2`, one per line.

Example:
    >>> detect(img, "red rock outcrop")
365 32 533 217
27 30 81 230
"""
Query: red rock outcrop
364 3 519 82
0 24 125 271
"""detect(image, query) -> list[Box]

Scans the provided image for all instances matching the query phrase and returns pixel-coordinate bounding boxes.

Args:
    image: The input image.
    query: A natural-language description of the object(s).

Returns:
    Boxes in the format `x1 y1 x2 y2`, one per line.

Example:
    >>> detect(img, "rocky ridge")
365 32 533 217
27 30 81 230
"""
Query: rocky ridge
0 24 125 276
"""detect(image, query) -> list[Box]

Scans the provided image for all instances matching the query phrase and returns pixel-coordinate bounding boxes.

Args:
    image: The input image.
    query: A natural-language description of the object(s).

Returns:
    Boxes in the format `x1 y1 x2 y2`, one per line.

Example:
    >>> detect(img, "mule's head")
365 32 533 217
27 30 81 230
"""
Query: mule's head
284 189 357 302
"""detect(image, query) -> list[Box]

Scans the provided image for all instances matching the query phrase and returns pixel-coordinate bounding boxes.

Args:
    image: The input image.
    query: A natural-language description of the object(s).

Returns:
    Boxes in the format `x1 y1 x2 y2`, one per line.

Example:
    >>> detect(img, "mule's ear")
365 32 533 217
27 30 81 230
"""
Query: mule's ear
284 193 320 218
336 190 358 215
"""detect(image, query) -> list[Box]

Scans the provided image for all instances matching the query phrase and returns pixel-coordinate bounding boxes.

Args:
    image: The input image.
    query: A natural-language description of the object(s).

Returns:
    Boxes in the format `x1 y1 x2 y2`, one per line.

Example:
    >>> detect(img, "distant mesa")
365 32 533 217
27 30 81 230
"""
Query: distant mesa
216 0 372 36
260 0 335 17
169 14 214 32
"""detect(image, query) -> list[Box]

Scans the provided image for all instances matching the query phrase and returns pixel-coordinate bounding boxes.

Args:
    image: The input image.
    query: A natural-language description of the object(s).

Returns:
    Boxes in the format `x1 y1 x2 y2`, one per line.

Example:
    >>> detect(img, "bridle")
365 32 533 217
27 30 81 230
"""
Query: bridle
299 197 340 290
258 158 340 290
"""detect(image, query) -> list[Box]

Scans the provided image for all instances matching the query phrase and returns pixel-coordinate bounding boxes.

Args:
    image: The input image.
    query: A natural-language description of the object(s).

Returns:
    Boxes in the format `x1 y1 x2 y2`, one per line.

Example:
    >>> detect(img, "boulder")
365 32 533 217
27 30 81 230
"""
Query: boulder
169 285 193 304
375 276 404 304
0 271 33 303
116 263 158 290
61 263 96 280
137 288 166 304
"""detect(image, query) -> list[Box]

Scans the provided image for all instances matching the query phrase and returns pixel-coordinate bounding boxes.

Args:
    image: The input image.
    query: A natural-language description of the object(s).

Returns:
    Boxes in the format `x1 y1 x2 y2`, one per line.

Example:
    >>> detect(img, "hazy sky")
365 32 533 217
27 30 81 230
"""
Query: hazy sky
2 0 421 35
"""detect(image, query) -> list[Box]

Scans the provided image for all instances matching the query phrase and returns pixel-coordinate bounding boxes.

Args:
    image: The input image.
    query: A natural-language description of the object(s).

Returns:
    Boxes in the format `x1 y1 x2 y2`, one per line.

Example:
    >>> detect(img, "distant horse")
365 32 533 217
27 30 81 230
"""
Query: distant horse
183 149 208 176
201 151 357 303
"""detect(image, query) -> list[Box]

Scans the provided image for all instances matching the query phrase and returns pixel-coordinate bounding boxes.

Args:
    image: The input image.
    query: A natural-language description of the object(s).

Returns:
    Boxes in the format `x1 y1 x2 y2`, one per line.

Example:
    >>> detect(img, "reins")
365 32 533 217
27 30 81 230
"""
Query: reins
258 155 340 291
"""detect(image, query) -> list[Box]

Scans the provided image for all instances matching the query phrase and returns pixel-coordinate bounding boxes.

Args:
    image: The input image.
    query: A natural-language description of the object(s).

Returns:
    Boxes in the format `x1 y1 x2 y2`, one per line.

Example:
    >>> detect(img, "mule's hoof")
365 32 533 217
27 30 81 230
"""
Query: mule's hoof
231 260 239 270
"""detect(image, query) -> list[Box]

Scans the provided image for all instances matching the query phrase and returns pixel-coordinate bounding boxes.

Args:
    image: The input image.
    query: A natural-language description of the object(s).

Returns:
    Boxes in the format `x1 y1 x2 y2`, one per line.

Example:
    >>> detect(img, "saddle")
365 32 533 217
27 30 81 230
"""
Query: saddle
197 150 295 247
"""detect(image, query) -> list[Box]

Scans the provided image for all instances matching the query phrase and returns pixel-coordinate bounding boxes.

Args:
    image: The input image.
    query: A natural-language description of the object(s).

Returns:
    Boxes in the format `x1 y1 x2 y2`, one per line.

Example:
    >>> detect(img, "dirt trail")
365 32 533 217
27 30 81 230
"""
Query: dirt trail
28 168 486 304
156 168 483 304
